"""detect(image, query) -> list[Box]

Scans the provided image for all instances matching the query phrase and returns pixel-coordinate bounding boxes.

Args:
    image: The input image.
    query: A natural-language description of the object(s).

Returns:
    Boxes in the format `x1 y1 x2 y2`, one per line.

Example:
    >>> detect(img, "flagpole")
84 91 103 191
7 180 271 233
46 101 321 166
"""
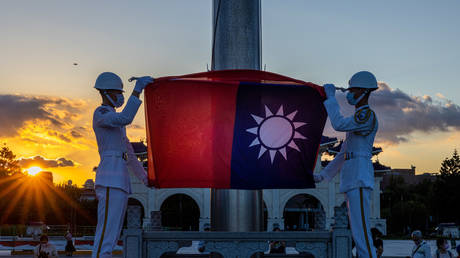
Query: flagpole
210 0 264 232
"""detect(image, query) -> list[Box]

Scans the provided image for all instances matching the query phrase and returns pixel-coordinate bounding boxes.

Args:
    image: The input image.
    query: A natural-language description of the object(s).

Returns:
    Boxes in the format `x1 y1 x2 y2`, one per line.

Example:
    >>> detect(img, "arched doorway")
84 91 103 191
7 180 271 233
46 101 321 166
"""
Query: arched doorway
123 198 145 228
160 194 200 231
283 194 325 231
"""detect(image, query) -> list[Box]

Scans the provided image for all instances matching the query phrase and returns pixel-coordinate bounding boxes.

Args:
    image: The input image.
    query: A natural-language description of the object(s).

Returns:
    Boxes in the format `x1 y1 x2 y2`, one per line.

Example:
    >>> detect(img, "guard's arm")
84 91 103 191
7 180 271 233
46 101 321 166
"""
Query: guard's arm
324 97 374 132
95 95 142 128
125 137 149 185
320 149 345 182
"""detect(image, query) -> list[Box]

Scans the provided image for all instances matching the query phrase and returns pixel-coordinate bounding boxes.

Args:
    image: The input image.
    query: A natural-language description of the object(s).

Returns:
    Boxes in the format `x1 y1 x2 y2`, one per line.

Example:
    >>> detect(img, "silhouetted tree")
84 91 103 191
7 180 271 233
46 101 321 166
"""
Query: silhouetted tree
439 149 460 176
0 144 21 177
433 149 460 225
381 149 460 236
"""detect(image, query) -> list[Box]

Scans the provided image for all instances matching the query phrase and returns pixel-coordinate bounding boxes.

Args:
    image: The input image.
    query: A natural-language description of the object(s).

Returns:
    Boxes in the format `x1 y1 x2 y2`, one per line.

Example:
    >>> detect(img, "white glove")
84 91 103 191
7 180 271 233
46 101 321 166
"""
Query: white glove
134 76 154 93
323 84 336 99
313 174 324 183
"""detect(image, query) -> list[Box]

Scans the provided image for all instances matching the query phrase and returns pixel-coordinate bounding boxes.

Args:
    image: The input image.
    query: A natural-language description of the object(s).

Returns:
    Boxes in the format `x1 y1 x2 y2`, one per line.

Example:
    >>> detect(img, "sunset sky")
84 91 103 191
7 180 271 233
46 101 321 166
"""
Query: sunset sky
1 1 460 186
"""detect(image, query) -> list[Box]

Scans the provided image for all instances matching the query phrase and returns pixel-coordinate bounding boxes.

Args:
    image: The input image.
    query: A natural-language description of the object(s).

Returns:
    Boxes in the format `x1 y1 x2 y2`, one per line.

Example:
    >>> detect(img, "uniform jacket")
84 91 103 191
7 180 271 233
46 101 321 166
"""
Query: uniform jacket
411 241 431 258
320 96 378 193
92 95 148 193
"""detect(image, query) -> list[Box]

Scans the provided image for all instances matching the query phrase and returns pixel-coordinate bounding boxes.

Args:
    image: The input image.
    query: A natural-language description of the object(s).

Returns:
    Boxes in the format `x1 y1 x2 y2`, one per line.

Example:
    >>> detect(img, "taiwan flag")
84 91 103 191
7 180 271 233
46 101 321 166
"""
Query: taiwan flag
144 70 327 189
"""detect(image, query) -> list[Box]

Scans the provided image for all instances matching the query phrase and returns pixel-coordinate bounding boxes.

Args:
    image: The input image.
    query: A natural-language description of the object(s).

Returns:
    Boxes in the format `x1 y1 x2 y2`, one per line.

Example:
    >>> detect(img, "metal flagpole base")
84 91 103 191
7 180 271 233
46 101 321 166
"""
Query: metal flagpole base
211 189 263 232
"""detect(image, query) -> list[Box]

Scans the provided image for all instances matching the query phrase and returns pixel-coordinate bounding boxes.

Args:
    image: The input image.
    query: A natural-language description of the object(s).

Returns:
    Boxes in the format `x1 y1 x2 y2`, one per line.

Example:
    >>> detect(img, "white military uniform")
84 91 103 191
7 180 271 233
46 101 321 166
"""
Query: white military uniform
92 95 148 258
411 240 431 258
320 96 378 258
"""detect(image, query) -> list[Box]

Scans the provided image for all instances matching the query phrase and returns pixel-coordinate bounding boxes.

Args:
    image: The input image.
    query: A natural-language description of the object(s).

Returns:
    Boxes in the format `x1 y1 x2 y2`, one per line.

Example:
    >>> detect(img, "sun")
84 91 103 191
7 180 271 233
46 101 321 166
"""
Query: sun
246 105 308 163
25 166 42 176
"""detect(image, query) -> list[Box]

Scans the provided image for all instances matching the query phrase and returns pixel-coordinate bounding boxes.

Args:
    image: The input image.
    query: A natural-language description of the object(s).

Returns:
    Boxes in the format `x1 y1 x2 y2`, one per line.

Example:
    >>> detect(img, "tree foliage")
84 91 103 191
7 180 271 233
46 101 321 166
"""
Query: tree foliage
0 144 21 177
439 149 460 176
433 149 460 226
382 149 460 236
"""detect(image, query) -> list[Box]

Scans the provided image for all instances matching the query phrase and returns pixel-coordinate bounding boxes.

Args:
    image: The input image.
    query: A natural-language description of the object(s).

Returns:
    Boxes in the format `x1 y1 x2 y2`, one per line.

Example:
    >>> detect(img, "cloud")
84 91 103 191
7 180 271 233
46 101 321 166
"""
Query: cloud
0 95 60 137
47 131 71 142
71 130 83 138
128 124 144 130
436 93 446 99
372 82 460 143
18 156 76 168
328 83 460 144
0 94 90 139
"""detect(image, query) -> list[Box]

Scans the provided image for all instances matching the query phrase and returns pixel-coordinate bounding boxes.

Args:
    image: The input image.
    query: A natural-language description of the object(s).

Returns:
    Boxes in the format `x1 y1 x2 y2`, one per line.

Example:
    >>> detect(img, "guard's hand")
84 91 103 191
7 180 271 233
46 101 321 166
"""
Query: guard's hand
134 76 154 93
314 174 324 183
323 84 336 99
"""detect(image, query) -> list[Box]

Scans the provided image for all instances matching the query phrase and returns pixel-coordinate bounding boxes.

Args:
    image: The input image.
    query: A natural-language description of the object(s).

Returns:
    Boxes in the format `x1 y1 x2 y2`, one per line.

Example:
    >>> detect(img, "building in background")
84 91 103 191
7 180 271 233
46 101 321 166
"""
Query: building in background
380 166 437 189
80 179 96 201
126 138 388 235
38 171 53 184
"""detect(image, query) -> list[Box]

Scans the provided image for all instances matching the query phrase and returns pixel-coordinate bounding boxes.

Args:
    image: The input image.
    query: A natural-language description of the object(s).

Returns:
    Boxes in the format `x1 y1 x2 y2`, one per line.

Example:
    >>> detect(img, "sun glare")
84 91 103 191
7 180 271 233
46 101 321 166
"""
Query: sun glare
26 166 42 176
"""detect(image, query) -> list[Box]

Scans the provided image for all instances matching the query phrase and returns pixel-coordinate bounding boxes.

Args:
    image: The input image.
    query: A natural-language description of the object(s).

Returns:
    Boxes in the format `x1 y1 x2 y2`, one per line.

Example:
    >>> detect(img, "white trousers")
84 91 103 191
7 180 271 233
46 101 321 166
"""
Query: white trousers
345 187 377 258
92 186 128 258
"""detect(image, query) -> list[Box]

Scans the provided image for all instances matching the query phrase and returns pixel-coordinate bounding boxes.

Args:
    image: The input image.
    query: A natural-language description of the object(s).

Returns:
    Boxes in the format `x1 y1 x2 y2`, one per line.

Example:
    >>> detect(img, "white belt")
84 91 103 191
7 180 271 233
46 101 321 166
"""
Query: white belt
100 151 128 161
344 152 372 160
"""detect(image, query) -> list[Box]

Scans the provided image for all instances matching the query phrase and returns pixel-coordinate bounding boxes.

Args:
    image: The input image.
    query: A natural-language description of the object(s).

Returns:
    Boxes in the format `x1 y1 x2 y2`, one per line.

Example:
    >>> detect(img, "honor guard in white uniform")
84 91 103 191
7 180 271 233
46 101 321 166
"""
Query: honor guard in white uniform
315 71 379 258
92 72 153 258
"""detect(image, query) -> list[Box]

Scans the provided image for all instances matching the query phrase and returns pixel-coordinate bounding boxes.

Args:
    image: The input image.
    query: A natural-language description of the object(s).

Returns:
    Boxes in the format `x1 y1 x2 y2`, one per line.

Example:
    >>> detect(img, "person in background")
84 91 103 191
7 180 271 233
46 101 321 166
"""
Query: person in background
64 230 76 256
450 235 456 251
433 238 453 258
34 235 58 258
198 225 211 253
269 227 286 254
411 230 431 258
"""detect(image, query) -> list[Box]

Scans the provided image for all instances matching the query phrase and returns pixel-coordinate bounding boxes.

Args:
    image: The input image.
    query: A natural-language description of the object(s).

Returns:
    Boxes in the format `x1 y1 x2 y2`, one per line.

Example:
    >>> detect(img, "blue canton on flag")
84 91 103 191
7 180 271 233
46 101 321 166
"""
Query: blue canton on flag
230 82 327 189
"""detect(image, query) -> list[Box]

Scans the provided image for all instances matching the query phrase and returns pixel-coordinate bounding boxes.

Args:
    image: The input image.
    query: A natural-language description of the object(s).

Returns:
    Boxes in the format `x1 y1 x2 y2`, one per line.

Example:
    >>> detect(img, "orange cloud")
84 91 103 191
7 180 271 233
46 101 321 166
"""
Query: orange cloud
18 156 76 169
0 93 150 186
0 94 100 185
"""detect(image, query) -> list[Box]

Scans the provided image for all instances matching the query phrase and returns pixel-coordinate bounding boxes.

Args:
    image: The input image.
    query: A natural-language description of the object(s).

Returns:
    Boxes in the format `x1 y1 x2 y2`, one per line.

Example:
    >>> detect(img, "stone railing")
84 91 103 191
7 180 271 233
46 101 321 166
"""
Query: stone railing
123 206 351 258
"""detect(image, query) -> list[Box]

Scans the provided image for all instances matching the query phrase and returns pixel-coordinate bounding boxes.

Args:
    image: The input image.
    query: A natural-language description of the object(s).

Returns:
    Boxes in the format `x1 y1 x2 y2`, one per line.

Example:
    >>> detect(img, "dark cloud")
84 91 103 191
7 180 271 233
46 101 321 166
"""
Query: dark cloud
56 157 74 167
372 82 460 143
326 83 460 144
47 131 58 137
0 95 57 137
71 130 83 138
0 94 86 138
47 131 72 142
59 134 71 143
18 156 75 168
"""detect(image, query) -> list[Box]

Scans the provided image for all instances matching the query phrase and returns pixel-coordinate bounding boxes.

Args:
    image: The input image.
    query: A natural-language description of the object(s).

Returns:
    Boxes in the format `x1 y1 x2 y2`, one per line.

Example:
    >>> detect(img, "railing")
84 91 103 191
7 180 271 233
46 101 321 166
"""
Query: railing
0 225 96 237
123 206 352 258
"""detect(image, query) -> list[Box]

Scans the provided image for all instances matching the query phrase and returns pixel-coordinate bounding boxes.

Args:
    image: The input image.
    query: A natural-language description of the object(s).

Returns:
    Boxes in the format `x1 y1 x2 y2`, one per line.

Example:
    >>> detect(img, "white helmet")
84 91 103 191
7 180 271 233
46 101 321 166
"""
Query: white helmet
94 72 124 92
348 71 378 90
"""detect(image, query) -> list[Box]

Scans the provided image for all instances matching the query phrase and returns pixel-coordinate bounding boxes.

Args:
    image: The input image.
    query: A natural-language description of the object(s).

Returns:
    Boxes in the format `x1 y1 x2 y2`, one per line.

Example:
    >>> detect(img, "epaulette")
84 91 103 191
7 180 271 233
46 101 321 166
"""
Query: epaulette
354 107 373 124
354 107 376 136
98 107 109 115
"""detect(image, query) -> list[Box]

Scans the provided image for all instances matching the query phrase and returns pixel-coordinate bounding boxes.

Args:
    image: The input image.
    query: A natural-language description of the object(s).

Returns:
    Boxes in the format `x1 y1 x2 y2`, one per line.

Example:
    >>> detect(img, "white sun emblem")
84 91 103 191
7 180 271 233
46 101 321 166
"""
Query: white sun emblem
246 105 308 164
